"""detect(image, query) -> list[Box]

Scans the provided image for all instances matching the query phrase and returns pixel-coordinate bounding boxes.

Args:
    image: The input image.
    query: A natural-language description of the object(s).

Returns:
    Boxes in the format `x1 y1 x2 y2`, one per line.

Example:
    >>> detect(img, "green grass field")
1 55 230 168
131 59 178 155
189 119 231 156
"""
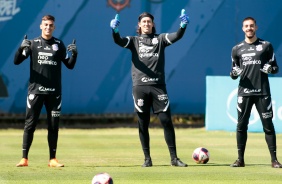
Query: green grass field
1 127 282 184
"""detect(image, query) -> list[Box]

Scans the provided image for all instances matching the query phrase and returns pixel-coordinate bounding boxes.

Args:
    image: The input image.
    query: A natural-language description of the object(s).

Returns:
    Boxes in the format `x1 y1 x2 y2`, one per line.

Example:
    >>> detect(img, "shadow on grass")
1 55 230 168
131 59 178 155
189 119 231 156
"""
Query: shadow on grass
191 162 270 167
86 163 271 168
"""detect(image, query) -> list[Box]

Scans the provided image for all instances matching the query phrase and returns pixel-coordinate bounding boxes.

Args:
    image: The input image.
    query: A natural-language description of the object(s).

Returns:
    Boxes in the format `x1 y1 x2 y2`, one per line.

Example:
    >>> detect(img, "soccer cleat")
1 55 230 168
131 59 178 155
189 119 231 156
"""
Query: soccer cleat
272 160 282 168
171 158 188 167
48 158 64 167
230 159 245 167
16 158 28 167
142 158 153 167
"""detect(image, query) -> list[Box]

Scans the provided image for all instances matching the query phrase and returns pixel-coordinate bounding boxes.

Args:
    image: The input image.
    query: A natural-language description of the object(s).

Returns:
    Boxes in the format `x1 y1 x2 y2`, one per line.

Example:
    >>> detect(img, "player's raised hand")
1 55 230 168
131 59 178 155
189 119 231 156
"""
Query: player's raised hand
67 39 78 56
179 9 190 28
21 35 31 56
110 14 120 33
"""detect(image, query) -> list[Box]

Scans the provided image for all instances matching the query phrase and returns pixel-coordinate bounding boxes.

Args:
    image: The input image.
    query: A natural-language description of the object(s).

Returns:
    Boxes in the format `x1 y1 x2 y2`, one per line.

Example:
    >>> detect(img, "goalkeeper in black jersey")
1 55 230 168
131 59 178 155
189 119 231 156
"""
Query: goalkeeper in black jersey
14 15 78 167
110 9 189 167
230 17 281 168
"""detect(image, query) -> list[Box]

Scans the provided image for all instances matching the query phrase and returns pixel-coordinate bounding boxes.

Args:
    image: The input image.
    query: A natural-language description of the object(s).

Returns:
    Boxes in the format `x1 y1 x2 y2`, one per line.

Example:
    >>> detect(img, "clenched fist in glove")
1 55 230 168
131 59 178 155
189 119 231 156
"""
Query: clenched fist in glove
231 66 243 76
260 63 272 74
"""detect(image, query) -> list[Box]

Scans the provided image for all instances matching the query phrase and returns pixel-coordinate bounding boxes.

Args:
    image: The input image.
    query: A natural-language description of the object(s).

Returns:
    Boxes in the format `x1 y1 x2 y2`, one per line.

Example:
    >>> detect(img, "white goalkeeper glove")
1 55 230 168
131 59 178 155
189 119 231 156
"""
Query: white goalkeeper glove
231 66 243 76
260 63 272 74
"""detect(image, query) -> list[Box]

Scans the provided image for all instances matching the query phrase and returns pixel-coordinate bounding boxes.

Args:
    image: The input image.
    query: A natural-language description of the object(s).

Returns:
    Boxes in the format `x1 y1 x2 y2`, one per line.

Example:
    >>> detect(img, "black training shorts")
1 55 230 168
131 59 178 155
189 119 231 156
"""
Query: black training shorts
132 85 170 113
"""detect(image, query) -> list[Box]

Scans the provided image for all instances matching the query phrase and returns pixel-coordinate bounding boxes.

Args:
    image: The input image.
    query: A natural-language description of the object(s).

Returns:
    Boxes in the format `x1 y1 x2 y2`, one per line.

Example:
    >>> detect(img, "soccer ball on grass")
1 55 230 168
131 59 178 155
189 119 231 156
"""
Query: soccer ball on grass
92 172 113 184
192 147 210 164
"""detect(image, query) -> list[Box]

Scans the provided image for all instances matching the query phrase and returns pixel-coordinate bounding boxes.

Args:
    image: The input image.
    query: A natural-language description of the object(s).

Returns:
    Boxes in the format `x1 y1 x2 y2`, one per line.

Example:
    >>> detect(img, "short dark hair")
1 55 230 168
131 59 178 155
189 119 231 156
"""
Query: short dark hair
42 15 55 22
242 17 256 25
136 12 156 35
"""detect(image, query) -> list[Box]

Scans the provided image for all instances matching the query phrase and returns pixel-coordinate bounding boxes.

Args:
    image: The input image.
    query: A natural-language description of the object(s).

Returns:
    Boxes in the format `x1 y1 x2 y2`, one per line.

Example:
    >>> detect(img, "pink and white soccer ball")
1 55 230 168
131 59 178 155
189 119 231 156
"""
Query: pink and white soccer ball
92 172 113 184
192 147 210 164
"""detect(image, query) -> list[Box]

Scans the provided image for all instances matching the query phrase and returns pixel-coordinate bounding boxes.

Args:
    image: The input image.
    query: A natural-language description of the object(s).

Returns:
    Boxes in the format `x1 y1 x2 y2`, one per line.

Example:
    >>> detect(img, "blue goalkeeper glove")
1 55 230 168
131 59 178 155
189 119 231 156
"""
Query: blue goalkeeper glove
110 14 120 33
179 9 190 28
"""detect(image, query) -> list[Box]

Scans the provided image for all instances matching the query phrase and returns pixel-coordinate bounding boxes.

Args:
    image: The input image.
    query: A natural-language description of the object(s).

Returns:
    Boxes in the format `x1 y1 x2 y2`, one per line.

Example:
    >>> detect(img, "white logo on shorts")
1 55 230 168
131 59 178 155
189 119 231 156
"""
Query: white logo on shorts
137 99 144 107
51 111 60 117
29 94 35 100
238 97 243 103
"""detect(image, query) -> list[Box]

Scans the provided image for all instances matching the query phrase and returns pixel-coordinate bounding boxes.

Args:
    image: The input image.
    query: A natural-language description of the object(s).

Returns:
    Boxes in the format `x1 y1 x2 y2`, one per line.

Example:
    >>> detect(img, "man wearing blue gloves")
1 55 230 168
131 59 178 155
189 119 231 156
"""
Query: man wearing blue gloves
110 9 189 167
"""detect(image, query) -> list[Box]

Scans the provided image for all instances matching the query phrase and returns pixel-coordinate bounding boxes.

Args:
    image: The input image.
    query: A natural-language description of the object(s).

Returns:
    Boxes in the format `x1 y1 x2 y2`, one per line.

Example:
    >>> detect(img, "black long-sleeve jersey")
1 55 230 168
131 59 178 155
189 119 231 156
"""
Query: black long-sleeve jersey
14 36 77 95
113 27 186 86
230 38 279 96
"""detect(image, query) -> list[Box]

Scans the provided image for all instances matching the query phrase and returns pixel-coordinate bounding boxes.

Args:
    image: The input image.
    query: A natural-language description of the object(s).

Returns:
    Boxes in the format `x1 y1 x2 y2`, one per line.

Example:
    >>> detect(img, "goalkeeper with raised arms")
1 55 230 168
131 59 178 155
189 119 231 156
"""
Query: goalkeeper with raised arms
110 9 189 167
230 16 281 168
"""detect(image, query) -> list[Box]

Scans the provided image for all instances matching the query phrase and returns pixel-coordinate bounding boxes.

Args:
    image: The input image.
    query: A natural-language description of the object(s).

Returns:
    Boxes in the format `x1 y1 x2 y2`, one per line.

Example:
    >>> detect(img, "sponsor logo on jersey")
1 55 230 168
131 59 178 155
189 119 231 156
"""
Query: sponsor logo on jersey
152 38 158 45
38 60 57 65
243 88 261 94
248 47 254 51
158 94 168 101
138 42 159 58
139 52 159 58
52 44 58 51
39 86 55 92
241 53 261 66
242 60 261 66
141 77 159 82
38 52 57 65
44 46 51 50
54 39 61 44
139 44 154 53
242 53 256 57
256 45 263 51
0 0 20 21
137 99 144 107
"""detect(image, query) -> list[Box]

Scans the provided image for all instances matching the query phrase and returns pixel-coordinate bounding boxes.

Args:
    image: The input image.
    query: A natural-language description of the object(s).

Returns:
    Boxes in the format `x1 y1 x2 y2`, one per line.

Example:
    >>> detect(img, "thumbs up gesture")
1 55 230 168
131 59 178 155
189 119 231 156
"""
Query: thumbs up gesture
179 9 190 28
110 14 120 33
21 35 31 56
67 39 78 56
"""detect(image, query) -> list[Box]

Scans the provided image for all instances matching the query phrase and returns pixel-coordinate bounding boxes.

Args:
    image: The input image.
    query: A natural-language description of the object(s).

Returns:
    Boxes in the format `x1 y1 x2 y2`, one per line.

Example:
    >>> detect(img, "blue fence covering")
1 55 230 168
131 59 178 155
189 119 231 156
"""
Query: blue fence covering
1 0 282 114
206 76 282 133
